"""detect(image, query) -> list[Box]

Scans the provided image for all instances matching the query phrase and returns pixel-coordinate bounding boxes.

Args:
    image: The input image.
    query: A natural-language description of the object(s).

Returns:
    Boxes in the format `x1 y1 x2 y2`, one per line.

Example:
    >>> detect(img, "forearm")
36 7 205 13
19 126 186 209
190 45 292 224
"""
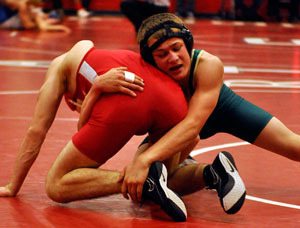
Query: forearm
134 141 152 160
139 68 223 166
139 95 216 166
8 128 46 195
139 117 200 166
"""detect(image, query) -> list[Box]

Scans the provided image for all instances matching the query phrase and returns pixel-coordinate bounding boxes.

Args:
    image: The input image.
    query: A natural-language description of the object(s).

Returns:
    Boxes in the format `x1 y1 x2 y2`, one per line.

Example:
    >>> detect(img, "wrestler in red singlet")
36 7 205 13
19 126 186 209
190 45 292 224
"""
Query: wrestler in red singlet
69 49 187 164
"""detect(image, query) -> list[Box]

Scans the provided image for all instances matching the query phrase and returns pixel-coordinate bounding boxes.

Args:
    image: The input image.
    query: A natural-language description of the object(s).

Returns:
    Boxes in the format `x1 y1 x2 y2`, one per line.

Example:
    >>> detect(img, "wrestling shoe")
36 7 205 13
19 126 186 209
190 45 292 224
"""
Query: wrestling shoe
203 151 246 214
143 161 187 222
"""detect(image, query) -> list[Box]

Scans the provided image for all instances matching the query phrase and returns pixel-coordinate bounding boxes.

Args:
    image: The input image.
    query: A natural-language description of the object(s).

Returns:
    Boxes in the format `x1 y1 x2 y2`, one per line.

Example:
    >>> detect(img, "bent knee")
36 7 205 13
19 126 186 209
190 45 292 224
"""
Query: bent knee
45 173 69 203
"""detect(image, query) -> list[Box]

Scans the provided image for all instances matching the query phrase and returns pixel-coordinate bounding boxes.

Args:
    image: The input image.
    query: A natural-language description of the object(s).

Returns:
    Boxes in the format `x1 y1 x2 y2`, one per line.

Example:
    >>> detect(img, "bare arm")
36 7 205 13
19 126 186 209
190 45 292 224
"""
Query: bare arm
0 55 67 196
140 55 224 164
34 12 71 33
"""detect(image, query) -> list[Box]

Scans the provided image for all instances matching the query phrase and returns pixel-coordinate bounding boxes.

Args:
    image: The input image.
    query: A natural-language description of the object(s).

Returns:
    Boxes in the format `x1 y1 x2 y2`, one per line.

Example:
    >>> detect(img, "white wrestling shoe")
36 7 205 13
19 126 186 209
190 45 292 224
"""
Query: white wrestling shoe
204 151 246 214
143 161 187 222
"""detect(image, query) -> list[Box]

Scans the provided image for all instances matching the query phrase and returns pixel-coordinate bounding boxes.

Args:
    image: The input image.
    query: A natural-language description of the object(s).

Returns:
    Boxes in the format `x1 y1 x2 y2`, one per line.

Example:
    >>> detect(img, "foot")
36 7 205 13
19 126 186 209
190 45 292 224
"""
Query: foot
143 161 187 222
204 151 246 214
77 9 90 18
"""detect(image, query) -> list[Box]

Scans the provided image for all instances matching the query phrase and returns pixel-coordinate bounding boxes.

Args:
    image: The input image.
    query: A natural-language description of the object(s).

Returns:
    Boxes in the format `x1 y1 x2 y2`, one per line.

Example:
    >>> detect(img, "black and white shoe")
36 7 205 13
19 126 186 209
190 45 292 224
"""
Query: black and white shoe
143 161 187 222
204 151 246 214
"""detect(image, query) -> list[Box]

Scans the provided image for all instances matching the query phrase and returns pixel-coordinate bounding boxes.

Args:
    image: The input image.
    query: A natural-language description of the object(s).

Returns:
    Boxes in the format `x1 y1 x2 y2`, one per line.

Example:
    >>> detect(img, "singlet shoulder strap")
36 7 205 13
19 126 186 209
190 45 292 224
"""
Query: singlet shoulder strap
188 49 203 92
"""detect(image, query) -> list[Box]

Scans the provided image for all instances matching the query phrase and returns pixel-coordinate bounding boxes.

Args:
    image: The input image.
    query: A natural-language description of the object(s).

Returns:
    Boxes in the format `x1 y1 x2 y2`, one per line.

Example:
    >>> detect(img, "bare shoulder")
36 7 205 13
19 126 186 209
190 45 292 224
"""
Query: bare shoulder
194 51 224 88
61 40 94 78
201 51 223 69
47 40 94 95
68 40 94 55
64 40 94 65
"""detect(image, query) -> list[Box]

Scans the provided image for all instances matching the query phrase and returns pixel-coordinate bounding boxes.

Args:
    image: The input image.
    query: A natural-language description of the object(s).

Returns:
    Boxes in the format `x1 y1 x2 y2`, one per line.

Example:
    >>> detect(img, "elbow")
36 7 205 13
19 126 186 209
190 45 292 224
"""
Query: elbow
26 126 47 142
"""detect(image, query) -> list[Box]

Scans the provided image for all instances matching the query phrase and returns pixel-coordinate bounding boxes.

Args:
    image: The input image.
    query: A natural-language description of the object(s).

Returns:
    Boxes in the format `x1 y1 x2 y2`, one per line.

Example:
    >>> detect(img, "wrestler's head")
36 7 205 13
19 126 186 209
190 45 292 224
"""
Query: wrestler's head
137 13 193 82
137 13 193 66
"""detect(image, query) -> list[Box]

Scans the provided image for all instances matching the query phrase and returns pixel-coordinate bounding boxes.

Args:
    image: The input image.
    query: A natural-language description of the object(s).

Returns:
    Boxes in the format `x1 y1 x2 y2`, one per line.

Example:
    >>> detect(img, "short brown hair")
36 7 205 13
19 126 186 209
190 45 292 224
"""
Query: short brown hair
137 13 194 65
137 13 185 46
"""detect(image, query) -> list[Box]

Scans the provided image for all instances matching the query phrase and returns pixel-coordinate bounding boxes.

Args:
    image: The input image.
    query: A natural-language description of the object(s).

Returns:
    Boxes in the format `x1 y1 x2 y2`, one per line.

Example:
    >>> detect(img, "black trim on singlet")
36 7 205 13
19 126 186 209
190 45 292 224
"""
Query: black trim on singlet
188 49 201 93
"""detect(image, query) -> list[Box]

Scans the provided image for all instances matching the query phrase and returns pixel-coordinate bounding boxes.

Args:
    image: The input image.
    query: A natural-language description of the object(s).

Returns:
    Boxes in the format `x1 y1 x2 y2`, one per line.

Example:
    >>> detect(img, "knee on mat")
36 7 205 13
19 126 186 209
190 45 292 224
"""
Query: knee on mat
45 177 69 203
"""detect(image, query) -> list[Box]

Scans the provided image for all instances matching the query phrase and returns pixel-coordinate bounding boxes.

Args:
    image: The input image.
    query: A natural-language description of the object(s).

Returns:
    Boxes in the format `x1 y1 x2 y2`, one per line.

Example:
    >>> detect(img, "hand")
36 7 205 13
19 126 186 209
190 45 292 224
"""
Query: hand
120 157 150 203
0 184 16 197
94 67 144 97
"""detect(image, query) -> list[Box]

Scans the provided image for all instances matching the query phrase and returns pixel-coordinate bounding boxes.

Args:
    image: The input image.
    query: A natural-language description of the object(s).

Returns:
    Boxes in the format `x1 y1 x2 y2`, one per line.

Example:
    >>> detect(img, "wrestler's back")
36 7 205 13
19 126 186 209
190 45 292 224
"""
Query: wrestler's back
87 49 187 140
72 49 187 163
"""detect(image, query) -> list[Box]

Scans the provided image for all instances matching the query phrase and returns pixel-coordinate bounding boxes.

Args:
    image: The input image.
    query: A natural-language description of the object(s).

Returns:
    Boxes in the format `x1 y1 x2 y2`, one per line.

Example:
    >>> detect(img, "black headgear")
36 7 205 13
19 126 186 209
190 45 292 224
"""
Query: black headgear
139 20 193 66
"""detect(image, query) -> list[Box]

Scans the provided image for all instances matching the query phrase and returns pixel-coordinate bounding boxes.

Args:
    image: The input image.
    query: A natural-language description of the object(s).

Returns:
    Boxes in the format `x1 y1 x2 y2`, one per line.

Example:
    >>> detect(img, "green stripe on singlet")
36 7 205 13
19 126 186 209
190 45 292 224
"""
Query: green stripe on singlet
188 49 201 93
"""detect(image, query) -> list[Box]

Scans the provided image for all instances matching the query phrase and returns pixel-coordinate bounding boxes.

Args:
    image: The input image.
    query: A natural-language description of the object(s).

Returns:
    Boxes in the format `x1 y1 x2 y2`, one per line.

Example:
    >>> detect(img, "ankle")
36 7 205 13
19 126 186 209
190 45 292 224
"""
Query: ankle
203 165 219 189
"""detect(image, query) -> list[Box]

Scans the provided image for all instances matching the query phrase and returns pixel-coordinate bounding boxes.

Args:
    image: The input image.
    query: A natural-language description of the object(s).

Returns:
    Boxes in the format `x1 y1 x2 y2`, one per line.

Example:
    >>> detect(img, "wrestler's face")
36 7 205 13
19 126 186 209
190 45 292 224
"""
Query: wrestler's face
150 37 191 83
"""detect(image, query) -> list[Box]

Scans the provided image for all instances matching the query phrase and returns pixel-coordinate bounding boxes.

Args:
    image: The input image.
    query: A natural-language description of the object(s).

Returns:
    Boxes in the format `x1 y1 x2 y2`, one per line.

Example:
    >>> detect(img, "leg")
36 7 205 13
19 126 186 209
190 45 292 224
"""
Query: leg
167 151 246 214
165 137 207 195
253 117 300 162
168 163 207 195
46 141 122 203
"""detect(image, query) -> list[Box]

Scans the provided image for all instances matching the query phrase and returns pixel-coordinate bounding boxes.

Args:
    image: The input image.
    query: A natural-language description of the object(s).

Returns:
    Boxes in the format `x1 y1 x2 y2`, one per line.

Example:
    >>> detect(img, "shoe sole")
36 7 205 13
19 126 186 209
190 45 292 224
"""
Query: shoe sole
217 152 246 214
147 162 187 222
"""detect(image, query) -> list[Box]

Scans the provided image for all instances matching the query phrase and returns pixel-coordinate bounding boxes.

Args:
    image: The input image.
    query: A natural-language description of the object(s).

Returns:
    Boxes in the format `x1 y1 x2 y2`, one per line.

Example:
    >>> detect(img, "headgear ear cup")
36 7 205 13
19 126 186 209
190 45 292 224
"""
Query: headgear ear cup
139 20 194 66
141 45 155 66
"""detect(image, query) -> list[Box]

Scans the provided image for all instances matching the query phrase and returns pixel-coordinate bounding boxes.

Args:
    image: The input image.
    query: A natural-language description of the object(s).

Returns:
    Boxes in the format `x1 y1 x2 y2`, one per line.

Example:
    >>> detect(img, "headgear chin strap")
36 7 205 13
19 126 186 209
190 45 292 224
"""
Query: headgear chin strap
140 20 194 66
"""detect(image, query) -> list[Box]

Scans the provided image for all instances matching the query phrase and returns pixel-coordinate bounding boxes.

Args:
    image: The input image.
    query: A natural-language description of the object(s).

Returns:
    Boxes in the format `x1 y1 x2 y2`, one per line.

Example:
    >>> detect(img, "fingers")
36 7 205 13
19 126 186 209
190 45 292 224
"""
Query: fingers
113 68 144 87
122 81 144 91
118 80 144 97
123 71 144 85
128 184 138 203
118 169 125 183
133 76 144 87
126 183 143 203
115 68 144 86
120 167 129 200
121 182 129 200
124 71 135 83
119 87 137 97
121 179 143 203
137 184 143 202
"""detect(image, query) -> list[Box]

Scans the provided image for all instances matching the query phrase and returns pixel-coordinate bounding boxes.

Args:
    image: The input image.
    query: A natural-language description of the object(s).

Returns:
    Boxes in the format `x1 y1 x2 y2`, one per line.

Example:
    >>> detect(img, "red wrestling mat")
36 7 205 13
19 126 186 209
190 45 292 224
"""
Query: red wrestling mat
0 16 299 227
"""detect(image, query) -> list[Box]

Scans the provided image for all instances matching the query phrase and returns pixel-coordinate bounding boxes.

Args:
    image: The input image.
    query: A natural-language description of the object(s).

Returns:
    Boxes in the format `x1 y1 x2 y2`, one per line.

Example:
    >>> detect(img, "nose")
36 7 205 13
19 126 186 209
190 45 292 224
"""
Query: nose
168 51 178 63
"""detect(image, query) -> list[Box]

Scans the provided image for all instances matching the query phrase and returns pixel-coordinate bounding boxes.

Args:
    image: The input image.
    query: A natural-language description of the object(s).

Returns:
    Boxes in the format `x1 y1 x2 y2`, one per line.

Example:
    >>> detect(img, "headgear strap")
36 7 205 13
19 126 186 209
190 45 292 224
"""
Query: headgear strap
140 20 194 65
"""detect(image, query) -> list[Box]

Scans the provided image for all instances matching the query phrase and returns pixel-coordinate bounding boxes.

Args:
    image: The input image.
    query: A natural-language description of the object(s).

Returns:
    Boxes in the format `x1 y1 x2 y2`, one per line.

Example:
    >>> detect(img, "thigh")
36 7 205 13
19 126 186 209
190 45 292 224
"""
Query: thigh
72 98 138 164
201 84 273 143
47 141 100 183
254 117 300 159
223 97 273 142
72 121 134 164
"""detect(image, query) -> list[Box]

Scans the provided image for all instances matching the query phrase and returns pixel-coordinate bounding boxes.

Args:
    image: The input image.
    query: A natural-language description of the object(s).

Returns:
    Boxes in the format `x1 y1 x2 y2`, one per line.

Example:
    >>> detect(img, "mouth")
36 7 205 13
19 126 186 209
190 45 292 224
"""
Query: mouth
169 64 183 74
